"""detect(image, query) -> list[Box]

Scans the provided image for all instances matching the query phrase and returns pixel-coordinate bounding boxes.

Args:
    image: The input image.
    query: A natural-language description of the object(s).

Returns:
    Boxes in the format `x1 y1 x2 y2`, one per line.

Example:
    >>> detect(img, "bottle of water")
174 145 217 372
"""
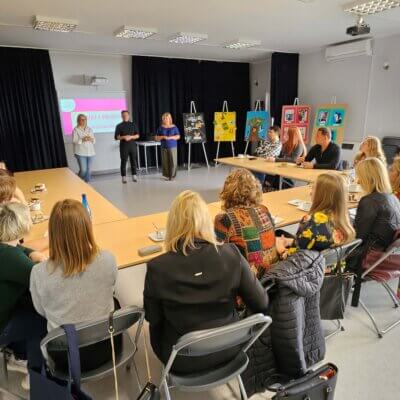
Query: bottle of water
81 194 92 219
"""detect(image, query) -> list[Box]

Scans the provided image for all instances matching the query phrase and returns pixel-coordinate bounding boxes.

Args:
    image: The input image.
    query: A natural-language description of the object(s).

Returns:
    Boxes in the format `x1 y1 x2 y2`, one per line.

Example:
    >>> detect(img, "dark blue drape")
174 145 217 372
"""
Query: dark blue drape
132 56 250 165
0 47 67 172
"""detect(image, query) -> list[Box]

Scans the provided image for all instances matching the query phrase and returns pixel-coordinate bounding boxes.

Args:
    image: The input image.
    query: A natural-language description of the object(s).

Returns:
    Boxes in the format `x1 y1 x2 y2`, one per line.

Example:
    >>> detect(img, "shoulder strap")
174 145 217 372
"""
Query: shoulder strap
60 324 82 389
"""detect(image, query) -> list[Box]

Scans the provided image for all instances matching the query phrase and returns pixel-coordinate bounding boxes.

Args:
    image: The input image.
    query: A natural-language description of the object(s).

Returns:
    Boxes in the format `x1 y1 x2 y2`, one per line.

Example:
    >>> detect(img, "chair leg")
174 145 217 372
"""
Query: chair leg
381 282 400 308
0 349 9 388
237 375 248 400
162 379 172 400
325 320 345 340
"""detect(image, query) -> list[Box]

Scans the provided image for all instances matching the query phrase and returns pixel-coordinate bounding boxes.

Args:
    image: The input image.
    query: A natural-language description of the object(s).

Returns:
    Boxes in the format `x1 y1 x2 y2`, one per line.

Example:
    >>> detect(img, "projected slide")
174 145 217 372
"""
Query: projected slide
60 98 127 134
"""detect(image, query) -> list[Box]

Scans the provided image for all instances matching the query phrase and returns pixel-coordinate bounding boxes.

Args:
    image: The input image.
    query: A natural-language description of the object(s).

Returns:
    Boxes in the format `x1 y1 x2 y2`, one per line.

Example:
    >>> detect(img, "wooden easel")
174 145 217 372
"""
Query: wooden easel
244 99 262 155
215 100 235 166
187 101 209 170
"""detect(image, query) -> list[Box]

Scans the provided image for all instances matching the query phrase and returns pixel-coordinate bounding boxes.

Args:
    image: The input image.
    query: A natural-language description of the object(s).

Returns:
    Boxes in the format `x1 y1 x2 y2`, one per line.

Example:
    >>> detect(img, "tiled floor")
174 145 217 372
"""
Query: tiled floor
2 166 400 400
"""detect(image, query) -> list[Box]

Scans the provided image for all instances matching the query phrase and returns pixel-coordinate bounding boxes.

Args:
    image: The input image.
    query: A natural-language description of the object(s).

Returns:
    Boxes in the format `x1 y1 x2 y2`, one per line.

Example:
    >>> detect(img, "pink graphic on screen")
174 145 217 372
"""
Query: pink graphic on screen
60 98 127 135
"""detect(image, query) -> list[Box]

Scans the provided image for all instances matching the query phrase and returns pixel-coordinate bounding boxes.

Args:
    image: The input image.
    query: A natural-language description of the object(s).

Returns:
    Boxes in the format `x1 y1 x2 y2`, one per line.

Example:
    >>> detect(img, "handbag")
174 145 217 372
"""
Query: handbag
320 246 354 320
270 363 338 400
107 312 160 400
30 324 92 400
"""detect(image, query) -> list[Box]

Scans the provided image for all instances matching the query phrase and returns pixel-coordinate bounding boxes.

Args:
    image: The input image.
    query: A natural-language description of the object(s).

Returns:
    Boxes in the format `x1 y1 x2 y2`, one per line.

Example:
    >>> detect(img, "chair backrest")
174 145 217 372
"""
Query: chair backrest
161 314 271 378
40 306 144 358
382 136 400 165
320 239 362 267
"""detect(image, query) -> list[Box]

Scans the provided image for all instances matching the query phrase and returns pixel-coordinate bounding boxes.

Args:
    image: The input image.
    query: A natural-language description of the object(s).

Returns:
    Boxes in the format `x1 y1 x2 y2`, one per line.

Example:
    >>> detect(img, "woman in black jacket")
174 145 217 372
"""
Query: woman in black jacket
348 157 400 274
143 190 269 374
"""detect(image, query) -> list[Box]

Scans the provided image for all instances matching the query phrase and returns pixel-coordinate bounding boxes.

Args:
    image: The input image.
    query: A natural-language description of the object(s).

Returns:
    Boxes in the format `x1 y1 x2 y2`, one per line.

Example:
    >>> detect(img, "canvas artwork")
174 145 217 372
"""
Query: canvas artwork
214 112 237 142
183 113 207 143
281 105 312 141
284 108 295 123
317 110 330 126
245 111 269 142
312 103 348 144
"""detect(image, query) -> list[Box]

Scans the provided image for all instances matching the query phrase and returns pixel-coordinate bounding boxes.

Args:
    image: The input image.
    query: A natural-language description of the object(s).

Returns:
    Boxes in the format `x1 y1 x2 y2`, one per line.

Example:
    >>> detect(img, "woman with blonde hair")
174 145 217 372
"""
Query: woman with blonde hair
73 113 96 182
215 169 279 278
354 135 386 166
0 202 47 390
30 199 118 370
389 156 400 200
283 173 355 255
144 190 268 373
155 112 180 181
347 158 400 274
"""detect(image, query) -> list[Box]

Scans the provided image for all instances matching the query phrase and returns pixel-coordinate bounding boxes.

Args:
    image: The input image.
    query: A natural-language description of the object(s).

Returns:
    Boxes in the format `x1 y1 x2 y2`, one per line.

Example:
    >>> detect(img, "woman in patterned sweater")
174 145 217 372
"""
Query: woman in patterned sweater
215 169 279 279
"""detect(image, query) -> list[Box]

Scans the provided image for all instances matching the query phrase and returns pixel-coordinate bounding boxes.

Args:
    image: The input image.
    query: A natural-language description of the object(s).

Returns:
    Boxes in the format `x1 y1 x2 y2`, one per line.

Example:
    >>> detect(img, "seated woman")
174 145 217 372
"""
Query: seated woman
263 127 307 189
353 136 387 167
144 190 269 374
254 126 282 187
389 156 400 200
215 168 279 278
30 199 119 371
347 158 400 274
282 173 355 256
0 170 27 204
0 202 47 390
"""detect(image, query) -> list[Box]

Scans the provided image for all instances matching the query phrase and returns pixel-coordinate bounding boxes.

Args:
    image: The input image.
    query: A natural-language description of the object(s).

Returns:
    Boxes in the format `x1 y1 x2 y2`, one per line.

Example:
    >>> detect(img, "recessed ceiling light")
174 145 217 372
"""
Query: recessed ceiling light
344 0 400 15
169 32 208 44
224 39 261 50
114 26 157 39
33 15 78 32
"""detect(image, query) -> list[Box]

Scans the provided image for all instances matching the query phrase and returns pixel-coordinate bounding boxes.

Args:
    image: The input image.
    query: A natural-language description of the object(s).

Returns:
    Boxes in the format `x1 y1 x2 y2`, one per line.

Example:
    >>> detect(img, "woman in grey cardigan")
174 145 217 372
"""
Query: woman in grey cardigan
30 199 118 371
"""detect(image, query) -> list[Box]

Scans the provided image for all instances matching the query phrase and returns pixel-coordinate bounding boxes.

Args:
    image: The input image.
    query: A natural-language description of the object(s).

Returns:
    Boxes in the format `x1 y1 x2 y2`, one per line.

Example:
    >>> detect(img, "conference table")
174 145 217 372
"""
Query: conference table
15 168 128 241
215 156 347 184
15 167 358 269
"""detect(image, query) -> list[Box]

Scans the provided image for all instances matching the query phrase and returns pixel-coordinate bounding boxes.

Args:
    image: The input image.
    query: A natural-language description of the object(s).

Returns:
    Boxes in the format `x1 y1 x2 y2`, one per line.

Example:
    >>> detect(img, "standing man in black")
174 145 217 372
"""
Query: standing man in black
115 110 140 183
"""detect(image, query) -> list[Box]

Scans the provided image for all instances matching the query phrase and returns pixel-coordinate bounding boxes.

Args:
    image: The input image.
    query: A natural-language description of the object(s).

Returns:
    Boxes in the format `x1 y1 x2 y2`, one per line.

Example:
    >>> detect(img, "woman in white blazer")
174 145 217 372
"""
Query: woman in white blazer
72 114 95 182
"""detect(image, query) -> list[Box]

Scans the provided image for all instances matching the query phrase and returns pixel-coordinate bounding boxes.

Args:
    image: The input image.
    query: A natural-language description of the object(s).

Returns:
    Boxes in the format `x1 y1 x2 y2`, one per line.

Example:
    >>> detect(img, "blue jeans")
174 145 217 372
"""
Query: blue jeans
75 155 93 182
254 172 266 185
0 309 47 369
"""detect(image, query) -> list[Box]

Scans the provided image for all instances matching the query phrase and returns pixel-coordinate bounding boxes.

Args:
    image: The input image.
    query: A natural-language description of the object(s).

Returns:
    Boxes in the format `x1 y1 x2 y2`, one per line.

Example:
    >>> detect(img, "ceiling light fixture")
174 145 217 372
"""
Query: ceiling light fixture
169 32 208 44
33 15 78 32
114 26 157 39
224 39 261 50
344 0 400 15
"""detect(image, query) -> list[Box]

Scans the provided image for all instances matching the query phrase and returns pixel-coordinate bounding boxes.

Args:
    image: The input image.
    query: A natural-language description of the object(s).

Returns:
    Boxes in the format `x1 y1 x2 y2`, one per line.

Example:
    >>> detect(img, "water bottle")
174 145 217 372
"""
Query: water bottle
81 194 92 219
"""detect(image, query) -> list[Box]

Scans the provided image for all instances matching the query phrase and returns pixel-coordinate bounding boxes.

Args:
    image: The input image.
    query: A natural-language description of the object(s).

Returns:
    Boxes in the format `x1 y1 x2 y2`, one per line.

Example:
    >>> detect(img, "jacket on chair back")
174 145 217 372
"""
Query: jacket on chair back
262 250 326 377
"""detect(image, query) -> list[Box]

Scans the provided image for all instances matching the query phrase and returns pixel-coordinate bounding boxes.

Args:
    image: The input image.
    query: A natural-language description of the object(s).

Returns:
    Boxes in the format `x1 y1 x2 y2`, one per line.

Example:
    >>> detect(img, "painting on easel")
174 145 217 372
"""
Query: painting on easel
183 113 207 143
244 111 270 142
214 112 236 142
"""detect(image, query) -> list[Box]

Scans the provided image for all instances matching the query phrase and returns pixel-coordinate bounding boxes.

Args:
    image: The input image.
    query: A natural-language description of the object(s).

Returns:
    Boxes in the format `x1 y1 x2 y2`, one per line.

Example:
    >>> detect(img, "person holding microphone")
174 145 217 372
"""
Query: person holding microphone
73 114 96 183
114 110 140 184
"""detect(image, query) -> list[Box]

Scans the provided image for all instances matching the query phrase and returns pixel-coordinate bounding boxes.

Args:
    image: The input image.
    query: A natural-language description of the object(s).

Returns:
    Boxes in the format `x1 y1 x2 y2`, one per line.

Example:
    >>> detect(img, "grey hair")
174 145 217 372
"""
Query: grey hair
0 202 32 242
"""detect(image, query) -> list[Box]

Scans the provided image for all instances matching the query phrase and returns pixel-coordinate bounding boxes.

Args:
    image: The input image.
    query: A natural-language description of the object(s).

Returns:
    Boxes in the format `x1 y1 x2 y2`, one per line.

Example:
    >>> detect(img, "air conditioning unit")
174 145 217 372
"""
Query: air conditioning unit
90 76 108 86
325 39 372 62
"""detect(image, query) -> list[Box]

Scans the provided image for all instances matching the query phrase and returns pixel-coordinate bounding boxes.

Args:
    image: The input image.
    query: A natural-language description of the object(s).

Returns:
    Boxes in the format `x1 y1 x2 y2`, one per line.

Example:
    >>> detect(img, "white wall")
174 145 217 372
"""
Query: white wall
50 51 132 173
250 58 271 111
299 33 400 156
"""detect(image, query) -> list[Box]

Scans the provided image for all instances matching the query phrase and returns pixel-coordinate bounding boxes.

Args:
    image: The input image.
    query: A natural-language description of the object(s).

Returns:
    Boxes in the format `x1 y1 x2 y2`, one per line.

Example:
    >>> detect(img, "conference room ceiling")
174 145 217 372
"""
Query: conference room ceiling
1 0 400 62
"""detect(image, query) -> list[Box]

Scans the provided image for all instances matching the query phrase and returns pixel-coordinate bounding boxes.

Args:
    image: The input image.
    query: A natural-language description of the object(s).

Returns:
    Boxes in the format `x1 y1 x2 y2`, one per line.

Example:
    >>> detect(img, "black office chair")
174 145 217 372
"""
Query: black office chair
382 136 400 164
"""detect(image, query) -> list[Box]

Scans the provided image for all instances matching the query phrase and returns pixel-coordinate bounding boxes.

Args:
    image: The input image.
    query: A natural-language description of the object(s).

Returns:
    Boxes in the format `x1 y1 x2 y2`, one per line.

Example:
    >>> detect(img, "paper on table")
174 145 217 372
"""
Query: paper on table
288 199 303 206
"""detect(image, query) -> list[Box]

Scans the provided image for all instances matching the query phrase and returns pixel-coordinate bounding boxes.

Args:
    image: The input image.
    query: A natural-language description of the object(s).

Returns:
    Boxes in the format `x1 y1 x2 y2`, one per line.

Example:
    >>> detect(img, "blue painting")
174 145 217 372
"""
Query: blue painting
245 111 270 142
330 108 346 127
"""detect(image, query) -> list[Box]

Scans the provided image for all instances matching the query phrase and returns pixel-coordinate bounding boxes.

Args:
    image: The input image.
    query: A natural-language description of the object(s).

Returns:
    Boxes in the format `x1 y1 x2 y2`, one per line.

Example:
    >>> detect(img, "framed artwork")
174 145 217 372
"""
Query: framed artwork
214 112 236 142
281 104 312 141
245 111 270 142
183 113 206 144
312 103 348 144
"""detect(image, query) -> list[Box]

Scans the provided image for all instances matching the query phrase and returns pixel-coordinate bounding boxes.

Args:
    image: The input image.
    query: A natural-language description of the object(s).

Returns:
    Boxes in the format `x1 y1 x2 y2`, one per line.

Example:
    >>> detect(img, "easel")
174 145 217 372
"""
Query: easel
244 99 262 155
215 101 235 166
187 101 209 170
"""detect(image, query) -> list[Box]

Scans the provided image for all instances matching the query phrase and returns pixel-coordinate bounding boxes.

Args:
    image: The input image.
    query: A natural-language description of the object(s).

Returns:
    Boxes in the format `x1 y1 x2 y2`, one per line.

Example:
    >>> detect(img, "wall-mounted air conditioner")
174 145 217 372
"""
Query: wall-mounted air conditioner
325 39 373 62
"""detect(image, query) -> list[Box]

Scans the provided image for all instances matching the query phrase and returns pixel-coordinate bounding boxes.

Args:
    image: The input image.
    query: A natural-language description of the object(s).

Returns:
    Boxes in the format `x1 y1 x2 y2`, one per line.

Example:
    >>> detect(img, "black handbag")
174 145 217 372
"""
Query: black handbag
320 246 355 320
270 363 338 400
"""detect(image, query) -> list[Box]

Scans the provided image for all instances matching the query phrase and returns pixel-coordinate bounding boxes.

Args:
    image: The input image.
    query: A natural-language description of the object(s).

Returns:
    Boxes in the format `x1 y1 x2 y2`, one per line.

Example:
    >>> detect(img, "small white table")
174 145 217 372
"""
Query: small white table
136 141 161 172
